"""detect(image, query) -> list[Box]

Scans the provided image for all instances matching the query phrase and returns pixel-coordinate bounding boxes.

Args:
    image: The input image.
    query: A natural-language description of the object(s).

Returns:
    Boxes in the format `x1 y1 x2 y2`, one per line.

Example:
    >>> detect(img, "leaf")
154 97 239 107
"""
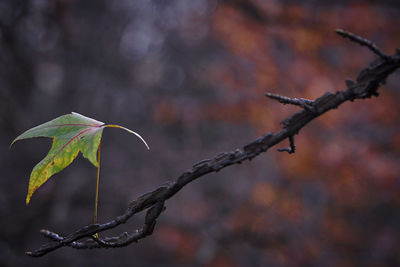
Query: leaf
11 112 149 204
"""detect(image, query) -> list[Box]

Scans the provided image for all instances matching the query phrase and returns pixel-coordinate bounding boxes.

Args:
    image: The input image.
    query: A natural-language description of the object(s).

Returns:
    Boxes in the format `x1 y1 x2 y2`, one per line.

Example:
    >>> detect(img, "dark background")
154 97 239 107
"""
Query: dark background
2 0 400 266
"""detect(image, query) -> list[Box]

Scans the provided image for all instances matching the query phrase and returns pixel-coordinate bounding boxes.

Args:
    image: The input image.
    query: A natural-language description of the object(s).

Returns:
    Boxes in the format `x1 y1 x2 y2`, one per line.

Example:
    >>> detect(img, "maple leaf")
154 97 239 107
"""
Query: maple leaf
11 112 149 204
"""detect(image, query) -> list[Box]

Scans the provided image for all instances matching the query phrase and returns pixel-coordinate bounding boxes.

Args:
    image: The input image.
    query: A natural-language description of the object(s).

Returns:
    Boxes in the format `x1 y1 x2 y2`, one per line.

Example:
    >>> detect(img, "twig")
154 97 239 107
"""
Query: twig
26 30 400 257
277 136 296 154
265 92 314 110
335 29 389 59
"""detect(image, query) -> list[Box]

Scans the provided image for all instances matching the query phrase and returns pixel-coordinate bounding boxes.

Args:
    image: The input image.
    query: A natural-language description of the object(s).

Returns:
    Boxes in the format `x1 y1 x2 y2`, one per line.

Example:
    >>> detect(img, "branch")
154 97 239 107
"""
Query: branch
27 30 400 257
265 93 314 110
335 29 390 59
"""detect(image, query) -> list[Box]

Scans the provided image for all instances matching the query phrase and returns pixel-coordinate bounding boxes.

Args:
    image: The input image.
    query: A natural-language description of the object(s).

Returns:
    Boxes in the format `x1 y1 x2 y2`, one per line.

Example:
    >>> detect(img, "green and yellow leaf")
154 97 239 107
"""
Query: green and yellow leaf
11 112 149 204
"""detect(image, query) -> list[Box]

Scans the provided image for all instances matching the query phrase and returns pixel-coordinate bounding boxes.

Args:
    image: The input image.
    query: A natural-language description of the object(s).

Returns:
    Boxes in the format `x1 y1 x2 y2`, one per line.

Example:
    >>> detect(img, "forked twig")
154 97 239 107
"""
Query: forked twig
277 135 296 154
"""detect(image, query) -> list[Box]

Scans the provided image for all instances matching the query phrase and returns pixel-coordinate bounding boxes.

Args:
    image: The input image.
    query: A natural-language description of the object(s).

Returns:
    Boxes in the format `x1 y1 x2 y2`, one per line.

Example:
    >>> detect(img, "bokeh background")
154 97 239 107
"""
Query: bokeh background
2 0 400 266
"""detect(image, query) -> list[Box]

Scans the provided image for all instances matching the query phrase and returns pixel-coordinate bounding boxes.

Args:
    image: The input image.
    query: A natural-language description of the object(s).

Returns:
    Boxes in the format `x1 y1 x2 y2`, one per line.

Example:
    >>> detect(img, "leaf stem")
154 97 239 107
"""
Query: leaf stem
93 143 101 237
104 124 150 150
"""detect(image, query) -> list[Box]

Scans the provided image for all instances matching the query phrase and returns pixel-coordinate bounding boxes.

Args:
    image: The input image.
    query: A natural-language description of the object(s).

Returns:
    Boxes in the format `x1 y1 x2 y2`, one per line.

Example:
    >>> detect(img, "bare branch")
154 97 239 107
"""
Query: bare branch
335 29 389 59
265 92 314 110
26 30 400 257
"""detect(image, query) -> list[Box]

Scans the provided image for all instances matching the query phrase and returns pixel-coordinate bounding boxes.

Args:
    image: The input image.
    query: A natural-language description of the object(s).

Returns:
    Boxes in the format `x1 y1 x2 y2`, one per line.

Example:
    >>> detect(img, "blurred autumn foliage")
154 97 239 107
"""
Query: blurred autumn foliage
1 0 400 266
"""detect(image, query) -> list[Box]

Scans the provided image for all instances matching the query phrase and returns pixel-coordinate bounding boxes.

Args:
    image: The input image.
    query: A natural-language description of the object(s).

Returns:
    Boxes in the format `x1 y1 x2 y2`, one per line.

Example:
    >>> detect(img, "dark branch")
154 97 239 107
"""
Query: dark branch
277 135 296 154
265 92 314 110
26 31 400 257
335 29 389 59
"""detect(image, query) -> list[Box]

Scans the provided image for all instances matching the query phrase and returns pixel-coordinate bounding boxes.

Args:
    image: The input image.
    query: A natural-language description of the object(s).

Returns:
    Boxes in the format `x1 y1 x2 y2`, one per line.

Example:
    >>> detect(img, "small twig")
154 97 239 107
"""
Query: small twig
90 234 117 247
40 229 64 242
335 29 389 59
265 92 314 110
277 136 296 154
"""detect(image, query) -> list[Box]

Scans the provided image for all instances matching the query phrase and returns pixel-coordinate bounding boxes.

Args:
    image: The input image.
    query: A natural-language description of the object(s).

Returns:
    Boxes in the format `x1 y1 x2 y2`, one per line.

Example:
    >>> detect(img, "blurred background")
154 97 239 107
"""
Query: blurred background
1 0 400 266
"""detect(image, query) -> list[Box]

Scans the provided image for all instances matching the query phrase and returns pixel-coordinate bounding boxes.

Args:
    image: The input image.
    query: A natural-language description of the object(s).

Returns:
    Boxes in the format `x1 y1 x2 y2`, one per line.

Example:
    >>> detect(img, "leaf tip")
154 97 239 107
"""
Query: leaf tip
10 136 22 149
26 196 31 205
26 188 35 205
9 140 15 149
